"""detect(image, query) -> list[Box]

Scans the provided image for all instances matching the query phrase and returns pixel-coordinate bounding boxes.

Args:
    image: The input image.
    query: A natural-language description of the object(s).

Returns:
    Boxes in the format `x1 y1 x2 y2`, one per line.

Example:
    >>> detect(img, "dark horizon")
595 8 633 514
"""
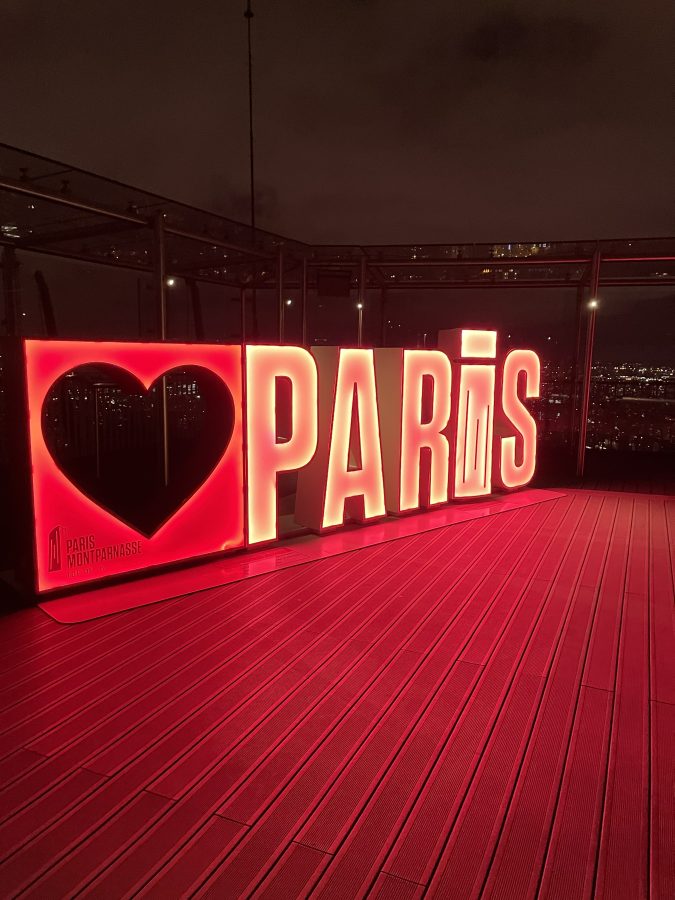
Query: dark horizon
1 2 673 363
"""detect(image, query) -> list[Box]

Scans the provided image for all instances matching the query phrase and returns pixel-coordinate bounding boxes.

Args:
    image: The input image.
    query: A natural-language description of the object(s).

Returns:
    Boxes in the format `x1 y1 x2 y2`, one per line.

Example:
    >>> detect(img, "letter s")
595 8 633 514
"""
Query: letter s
496 349 540 489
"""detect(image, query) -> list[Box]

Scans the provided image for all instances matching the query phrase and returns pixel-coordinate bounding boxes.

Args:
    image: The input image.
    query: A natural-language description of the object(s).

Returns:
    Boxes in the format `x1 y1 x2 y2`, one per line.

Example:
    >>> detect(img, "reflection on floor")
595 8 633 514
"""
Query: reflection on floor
39 488 561 624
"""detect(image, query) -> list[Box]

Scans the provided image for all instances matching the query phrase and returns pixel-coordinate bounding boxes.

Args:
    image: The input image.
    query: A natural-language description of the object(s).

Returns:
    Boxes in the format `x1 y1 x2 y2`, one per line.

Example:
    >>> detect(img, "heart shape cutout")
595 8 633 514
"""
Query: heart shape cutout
42 363 235 536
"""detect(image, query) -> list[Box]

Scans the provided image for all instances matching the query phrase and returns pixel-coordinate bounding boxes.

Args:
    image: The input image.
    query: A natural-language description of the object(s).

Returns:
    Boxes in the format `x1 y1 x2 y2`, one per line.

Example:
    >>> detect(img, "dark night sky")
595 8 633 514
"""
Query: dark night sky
1 1 673 360
1 0 673 243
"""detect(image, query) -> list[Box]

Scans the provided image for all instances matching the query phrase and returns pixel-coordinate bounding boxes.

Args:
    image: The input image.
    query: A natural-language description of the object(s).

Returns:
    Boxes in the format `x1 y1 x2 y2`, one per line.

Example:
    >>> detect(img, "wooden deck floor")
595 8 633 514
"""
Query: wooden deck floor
0 489 672 899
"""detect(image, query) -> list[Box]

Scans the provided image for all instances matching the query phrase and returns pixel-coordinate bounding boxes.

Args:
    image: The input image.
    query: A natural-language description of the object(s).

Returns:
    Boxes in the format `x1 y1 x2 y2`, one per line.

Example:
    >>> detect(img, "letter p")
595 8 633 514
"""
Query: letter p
246 345 318 544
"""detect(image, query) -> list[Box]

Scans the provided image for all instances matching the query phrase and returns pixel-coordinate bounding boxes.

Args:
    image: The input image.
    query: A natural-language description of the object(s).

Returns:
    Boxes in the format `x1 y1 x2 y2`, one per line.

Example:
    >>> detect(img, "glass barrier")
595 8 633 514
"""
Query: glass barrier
0 251 672 570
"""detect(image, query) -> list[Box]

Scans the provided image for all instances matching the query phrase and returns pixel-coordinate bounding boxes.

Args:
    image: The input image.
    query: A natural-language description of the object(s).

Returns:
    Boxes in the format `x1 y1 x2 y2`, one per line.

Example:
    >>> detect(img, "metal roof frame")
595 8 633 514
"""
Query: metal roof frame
0 143 673 294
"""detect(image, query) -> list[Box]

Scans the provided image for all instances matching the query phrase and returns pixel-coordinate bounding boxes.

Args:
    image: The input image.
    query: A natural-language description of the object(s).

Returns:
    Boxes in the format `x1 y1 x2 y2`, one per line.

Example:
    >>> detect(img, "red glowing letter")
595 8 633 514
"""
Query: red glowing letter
453 363 495 498
495 349 540 489
399 350 452 511
439 329 496 499
296 347 386 531
246 345 318 544
323 349 386 528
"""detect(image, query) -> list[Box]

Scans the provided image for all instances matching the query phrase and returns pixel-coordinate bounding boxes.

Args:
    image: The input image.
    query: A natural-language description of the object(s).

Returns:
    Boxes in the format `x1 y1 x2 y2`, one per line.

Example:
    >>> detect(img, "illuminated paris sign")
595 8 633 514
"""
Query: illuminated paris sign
22 330 540 592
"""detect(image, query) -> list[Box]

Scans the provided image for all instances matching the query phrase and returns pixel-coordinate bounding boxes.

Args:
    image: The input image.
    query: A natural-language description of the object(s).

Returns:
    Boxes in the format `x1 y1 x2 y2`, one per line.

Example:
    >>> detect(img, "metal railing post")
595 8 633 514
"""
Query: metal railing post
1 246 20 336
576 248 601 477
380 286 387 346
153 214 169 487
358 255 366 347
569 279 586 445
240 285 247 342
301 256 308 347
154 215 167 340
277 247 284 342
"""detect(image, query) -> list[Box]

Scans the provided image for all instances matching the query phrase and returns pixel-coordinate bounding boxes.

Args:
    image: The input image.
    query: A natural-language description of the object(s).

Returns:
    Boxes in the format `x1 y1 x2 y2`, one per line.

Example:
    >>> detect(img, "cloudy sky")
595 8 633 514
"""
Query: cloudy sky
1 0 673 244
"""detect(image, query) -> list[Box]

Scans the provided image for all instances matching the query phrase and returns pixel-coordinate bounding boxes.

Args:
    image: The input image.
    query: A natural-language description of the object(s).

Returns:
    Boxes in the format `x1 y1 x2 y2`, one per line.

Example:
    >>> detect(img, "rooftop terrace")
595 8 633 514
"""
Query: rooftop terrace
0 487 672 898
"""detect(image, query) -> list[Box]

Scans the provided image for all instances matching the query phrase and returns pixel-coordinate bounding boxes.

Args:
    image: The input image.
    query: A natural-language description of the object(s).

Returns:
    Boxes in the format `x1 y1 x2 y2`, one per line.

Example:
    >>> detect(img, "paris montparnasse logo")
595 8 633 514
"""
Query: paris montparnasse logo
47 526 62 572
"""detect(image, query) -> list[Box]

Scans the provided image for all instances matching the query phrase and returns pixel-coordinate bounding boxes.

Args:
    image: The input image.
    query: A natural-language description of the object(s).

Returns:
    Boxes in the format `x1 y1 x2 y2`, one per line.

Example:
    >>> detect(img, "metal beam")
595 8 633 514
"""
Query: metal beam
0 176 269 259
0 176 144 225
16 220 142 248
364 277 675 290
164 226 268 259
216 276 675 292
349 256 591 268
305 254 675 269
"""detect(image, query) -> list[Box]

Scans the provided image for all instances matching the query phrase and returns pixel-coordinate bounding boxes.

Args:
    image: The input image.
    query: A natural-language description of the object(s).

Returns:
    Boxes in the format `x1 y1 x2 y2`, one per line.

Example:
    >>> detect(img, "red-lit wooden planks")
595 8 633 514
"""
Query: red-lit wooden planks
0 489 671 899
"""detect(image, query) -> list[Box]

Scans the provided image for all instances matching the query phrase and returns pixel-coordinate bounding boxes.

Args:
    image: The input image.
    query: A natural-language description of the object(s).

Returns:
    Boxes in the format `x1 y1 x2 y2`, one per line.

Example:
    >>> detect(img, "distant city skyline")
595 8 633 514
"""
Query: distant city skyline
32 359 675 461
10 248 674 366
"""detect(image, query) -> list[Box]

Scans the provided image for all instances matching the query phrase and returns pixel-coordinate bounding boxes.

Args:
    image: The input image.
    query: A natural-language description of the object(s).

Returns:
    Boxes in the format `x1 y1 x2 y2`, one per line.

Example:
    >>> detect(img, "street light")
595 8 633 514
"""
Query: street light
577 295 600 477
356 302 364 347
279 297 292 343
166 277 176 287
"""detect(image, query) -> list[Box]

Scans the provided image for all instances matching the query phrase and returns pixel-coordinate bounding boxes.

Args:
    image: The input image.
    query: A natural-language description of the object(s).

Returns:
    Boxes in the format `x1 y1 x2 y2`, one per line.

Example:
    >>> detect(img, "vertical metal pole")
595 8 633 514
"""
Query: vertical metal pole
154 214 169 487
277 248 284 342
244 2 259 339
301 256 308 347
589 246 602 314
568 279 586 444
576 249 601 478
245 1 256 246
1 246 20 336
136 277 143 338
240 285 247 342
380 286 387 347
94 386 101 479
358 255 366 347
187 279 204 341
34 270 57 336
154 215 167 340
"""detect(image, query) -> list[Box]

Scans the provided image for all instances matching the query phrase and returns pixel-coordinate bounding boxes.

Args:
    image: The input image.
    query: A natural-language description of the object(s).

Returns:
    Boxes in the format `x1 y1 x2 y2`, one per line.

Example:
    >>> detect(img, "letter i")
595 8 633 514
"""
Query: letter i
438 329 497 499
